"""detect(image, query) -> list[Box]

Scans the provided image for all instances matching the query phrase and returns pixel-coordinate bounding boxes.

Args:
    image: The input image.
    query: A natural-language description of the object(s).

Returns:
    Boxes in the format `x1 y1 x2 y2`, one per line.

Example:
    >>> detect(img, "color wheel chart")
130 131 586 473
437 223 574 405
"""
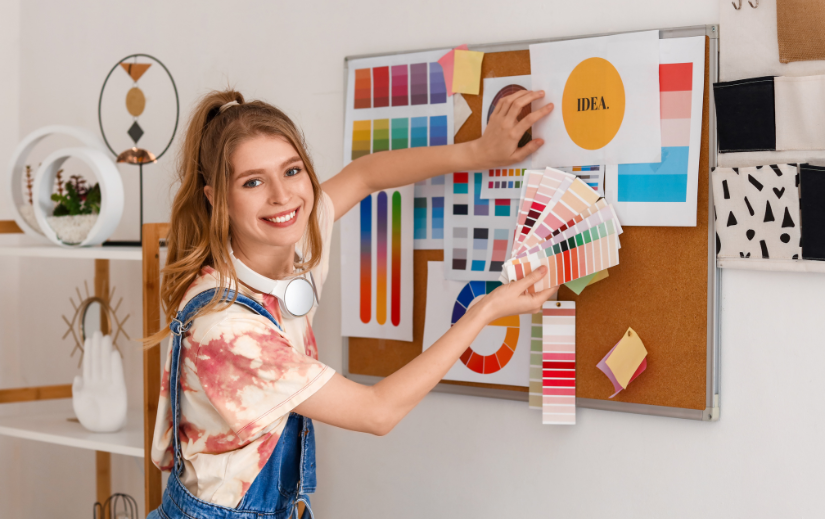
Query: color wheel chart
444 172 519 281
450 281 519 374
422 262 531 387
342 48 453 341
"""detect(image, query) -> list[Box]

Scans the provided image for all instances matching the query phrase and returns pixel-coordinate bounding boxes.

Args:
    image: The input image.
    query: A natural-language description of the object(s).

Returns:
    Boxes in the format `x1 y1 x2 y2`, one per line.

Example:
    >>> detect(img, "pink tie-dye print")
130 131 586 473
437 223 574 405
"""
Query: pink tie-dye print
150 193 336 508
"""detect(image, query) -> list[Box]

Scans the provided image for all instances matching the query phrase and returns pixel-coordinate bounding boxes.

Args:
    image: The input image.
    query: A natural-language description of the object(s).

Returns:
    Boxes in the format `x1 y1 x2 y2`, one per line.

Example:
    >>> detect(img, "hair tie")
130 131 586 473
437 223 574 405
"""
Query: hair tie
219 100 240 113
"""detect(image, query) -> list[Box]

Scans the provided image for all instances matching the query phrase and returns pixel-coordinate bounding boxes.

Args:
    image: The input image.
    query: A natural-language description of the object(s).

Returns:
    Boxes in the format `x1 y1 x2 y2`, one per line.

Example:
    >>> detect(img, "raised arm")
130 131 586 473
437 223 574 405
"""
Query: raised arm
322 91 555 221
294 267 556 435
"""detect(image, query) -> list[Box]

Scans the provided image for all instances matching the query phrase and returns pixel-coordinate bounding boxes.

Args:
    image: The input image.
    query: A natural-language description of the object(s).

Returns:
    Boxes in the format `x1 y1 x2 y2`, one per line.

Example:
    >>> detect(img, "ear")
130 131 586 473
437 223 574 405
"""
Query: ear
204 184 214 207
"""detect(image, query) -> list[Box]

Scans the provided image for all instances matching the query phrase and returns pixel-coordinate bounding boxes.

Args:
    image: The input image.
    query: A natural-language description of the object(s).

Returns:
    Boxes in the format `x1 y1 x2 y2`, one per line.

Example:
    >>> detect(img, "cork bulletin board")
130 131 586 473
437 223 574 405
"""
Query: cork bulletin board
344 26 720 421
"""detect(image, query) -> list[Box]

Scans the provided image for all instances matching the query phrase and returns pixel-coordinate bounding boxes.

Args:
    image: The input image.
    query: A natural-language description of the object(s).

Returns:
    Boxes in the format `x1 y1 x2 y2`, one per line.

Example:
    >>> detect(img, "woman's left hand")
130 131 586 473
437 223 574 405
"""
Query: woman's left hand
472 90 555 168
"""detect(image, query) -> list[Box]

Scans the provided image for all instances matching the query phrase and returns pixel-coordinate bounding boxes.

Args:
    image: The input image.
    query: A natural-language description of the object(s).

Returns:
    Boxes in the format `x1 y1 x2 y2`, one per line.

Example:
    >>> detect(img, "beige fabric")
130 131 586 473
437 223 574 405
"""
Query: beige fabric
775 75 825 150
777 0 825 64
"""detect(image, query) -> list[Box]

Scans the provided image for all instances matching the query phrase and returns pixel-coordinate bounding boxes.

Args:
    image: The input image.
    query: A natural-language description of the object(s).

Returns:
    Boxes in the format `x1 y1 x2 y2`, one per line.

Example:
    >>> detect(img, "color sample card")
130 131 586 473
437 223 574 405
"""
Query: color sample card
414 175 446 250
605 36 705 227
597 340 647 398
528 311 544 410
444 172 520 281
437 44 469 96
512 168 574 255
505 218 621 291
422 262 531 387
556 165 605 197
542 301 576 425
480 167 528 199
342 49 455 341
712 164 801 260
517 199 620 259
530 30 662 167
452 50 484 95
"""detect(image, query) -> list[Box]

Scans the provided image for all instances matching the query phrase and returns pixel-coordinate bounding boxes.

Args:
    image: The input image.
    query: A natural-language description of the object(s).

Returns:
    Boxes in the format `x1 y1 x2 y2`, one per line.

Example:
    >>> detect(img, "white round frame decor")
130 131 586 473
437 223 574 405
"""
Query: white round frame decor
32 147 124 247
6 125 121 246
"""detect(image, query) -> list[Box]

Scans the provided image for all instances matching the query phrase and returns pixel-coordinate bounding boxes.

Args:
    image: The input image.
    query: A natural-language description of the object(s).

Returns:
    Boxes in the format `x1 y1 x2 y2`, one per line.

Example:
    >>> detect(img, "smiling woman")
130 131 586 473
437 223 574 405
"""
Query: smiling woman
145 88 558 519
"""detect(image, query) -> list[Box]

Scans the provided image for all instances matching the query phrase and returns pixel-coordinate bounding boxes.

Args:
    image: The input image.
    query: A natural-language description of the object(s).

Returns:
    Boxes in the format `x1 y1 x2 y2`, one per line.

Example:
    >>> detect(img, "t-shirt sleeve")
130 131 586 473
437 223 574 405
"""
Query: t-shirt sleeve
192 312 334 442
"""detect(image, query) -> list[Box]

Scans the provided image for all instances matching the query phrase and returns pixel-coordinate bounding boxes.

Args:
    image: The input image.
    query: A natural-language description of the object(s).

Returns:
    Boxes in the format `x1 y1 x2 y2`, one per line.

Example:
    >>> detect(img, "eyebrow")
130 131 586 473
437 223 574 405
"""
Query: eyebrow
235 156 304 179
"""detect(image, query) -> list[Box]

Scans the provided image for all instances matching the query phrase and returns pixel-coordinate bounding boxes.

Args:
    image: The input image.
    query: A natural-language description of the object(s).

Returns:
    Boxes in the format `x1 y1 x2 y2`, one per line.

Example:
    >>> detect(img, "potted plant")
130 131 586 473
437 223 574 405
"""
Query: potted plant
46 174 102 245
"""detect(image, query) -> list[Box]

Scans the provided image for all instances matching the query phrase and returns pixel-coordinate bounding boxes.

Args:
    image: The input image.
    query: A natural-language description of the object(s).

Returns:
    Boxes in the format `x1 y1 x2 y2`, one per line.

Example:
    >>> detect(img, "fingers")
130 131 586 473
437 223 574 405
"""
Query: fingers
495 90 532 119
506 90 545 119
514 101 554 136
510 265 547 293
510 138 544 163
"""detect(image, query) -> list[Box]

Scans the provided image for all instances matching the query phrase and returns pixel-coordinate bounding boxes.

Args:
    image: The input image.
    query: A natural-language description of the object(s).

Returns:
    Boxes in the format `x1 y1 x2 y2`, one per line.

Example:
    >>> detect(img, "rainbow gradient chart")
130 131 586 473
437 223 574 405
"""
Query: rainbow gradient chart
342 48 454 341
444 172 519 281
422 262 531 386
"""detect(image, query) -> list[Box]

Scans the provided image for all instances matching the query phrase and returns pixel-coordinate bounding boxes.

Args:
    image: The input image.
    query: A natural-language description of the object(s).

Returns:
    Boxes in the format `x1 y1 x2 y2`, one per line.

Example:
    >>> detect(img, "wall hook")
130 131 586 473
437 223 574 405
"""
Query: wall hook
732 0 741 9
749 0 758 7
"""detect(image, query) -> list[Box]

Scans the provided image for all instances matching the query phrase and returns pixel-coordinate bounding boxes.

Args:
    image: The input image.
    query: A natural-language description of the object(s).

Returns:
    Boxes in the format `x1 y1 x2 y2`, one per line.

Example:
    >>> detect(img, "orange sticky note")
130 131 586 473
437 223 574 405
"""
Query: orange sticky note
452 49 485 95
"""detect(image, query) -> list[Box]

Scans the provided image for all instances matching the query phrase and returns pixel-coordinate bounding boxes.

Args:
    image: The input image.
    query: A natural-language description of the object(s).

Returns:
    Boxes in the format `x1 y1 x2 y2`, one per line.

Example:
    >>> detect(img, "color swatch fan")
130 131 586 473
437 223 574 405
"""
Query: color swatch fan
502 167 623 290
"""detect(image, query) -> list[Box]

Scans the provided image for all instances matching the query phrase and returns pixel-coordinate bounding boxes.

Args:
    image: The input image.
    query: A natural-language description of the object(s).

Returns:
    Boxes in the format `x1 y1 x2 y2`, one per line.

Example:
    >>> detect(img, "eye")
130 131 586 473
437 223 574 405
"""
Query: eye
243 178 263 188
285 167 302 177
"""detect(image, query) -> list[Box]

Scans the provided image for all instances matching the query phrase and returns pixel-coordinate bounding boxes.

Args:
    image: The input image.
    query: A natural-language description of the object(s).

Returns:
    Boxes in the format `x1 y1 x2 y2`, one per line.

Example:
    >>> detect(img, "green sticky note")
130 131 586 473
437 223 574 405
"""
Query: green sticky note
564 272 596 295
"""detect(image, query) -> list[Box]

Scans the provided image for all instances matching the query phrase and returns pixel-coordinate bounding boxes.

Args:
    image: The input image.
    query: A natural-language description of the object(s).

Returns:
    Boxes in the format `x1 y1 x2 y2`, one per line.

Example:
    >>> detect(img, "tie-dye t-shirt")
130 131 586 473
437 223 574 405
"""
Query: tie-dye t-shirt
150 192 335 508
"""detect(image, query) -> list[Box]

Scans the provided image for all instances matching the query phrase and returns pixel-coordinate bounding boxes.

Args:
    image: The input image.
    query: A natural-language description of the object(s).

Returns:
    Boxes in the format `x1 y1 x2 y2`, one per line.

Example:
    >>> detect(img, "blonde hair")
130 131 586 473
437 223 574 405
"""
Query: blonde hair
146 90 323 345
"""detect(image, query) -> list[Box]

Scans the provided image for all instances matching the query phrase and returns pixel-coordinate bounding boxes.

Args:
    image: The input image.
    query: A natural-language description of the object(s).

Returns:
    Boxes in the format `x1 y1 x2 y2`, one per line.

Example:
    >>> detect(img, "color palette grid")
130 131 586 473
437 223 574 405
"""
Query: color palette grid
451 281 520 374
528 311 544 409
506 219 620 291
542 301 576 425
353 116 449 161
353 63 448 110
618 62 692 202
359 191 402 326
489 168 525 190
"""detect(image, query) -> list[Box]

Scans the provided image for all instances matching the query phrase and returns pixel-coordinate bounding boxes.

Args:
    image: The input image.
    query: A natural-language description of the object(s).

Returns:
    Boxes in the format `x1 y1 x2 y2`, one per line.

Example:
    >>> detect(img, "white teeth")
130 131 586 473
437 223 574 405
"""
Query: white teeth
267 210 296 224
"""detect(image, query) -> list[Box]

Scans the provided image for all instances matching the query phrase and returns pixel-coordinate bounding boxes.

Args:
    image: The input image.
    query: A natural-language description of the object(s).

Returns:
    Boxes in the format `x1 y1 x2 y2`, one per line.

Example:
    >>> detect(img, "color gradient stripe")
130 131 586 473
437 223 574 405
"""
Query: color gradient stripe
529 311 544 409
391 118 408 150
376 192 388 325
410 62 428 105
429 62 447 104
429 115 448 146
373 119 389 153
373 66 389 108
354 68 371 109
391 191 401 327
391 65 408 106
411 117 427 147
359 196 372 323
352 120 371 161
542 301 575 425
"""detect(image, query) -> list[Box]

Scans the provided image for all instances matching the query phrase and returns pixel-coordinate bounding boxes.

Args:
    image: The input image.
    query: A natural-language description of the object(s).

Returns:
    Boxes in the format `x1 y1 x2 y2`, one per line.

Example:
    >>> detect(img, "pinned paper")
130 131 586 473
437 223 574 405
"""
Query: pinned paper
452 50 485 95
596 328 647 397
563 272 596 295
454 93 472 135
438 44 469 96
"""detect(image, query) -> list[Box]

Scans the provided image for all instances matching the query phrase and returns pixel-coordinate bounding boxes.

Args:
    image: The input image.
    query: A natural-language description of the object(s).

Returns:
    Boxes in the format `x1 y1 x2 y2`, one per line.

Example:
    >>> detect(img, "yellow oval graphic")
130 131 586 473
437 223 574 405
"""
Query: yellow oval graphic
562 57 625 150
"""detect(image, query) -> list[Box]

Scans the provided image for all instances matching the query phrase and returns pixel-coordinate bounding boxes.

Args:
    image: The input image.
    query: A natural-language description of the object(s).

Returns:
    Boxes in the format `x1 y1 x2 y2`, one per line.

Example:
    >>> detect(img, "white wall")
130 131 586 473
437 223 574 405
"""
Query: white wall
3 0 824 517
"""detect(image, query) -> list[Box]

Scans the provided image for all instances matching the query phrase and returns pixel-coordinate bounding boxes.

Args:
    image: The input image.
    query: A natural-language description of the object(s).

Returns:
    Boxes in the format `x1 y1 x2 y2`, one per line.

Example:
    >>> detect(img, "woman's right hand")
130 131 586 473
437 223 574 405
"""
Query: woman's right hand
469 266 558 324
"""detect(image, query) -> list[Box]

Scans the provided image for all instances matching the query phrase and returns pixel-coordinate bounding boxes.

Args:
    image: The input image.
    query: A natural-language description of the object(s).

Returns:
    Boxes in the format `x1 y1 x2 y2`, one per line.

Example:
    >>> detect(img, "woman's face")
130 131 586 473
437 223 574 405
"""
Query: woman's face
223 134 314 256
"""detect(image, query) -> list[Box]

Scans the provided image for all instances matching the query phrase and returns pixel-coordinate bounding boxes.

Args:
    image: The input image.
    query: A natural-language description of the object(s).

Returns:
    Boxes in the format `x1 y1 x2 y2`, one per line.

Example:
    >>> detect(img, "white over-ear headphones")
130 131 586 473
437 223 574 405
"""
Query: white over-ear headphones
228 242 318 318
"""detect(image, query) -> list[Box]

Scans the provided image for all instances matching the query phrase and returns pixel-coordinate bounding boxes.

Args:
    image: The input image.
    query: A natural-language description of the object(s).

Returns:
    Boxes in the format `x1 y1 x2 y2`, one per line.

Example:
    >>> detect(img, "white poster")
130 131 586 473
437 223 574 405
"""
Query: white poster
529 30 662 167
444 171 520 281
422 262 530 387
605 36 705 227
341 48 454 340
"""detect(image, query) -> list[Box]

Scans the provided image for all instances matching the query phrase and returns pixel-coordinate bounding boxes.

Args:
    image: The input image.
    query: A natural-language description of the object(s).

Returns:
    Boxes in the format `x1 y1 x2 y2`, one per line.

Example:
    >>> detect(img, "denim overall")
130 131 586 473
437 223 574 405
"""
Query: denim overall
147 288 317 519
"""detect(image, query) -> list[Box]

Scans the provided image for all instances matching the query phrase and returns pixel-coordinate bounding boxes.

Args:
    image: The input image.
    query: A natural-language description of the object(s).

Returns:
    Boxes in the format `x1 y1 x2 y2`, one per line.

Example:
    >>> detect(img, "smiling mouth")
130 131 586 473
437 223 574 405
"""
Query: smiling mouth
262 208 299 226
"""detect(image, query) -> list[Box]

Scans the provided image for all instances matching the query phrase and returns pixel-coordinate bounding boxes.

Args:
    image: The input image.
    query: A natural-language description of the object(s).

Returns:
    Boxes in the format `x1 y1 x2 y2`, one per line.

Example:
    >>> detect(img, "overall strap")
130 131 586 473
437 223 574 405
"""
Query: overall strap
168 288 282 476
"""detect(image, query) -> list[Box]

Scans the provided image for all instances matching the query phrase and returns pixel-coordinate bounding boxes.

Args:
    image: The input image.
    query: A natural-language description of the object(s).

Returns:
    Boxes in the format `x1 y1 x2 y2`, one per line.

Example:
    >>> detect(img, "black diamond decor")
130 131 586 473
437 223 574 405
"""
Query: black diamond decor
128 121 144 143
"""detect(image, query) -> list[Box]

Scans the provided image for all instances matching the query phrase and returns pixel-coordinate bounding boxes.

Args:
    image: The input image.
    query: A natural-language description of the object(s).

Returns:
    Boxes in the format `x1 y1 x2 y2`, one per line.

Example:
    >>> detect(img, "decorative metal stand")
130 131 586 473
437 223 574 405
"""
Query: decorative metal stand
93 493 138 519
98 54 179 246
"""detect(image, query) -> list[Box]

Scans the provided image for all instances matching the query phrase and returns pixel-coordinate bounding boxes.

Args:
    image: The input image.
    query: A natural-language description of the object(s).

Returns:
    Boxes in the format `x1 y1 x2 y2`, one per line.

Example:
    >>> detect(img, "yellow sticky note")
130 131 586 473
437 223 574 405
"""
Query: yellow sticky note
452 50 484 95
587 269 609 286
605 327 647 389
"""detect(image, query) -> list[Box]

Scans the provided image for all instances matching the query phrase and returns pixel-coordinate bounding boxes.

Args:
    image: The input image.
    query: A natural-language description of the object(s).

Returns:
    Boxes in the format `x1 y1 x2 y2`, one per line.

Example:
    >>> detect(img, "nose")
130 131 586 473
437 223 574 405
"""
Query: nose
267 177 291 205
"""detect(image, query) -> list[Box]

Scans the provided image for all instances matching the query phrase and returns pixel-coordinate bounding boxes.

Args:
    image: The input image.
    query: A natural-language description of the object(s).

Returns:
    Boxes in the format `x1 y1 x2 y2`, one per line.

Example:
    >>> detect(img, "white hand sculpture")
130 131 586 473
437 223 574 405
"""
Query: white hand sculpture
72 331 127 433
